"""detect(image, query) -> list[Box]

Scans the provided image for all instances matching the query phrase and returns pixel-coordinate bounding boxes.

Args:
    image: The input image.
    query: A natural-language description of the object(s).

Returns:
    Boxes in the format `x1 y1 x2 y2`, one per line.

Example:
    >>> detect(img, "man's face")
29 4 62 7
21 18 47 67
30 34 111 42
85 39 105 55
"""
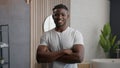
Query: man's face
52 8 69 27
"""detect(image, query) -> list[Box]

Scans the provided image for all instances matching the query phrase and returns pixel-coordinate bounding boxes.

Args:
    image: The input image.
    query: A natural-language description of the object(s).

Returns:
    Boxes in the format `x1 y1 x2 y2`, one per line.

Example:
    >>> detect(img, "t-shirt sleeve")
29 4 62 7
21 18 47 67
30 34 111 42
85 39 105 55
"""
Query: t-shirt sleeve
40 33 48 46
74 31 84 45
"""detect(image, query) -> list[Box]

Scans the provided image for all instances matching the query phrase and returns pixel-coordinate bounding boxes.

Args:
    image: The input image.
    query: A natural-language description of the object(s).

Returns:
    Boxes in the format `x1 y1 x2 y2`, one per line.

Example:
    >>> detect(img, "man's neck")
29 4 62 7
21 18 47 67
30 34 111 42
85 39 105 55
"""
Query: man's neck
55 26 68 32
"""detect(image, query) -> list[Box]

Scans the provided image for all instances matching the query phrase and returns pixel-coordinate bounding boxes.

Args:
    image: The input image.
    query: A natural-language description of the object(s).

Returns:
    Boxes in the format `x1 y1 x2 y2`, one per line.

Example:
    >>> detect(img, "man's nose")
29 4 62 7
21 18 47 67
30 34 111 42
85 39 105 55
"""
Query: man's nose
58 15 62 19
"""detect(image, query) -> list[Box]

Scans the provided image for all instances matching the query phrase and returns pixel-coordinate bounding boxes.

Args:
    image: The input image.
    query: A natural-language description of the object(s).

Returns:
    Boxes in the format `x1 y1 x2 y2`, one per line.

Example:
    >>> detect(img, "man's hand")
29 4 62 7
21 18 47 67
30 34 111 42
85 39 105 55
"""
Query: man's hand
63 49 72 55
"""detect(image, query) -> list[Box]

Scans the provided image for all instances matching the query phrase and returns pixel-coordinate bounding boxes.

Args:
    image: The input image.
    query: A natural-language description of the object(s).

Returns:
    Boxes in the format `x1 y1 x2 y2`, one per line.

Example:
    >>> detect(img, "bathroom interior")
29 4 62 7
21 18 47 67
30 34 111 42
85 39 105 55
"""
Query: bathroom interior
0 0 120 68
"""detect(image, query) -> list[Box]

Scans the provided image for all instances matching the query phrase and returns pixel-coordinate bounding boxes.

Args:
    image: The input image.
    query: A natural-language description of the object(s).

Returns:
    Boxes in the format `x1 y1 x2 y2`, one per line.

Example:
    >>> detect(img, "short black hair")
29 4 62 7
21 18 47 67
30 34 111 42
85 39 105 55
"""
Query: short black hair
52 4 68 11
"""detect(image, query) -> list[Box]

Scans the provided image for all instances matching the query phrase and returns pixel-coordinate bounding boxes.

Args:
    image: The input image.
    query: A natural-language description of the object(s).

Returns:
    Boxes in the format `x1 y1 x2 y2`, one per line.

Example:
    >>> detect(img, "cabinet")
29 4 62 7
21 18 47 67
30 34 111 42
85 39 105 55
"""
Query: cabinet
110 0 120 58
0 24 10 68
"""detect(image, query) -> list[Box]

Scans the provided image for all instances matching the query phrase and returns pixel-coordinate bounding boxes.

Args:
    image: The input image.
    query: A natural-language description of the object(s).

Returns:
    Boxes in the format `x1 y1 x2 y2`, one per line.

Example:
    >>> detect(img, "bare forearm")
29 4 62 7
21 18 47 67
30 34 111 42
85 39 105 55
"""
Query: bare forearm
57 45 84 63
57 53 83 63
37 51 65 63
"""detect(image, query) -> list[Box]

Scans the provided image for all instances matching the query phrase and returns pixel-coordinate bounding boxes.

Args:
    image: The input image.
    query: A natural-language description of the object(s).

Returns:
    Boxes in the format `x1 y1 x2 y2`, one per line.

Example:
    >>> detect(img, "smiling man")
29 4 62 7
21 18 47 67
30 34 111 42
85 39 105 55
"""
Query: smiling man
36 4 84 68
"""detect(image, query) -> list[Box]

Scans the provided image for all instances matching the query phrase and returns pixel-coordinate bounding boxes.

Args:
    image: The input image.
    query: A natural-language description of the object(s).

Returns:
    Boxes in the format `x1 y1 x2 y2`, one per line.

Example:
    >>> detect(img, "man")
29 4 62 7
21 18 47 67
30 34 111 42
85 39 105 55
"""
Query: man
36 4 84 68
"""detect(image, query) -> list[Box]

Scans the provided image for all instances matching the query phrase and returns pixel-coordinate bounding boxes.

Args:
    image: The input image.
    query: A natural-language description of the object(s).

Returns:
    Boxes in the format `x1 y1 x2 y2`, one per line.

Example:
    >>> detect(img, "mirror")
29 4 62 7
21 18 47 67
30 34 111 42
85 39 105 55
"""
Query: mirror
43 15 56 32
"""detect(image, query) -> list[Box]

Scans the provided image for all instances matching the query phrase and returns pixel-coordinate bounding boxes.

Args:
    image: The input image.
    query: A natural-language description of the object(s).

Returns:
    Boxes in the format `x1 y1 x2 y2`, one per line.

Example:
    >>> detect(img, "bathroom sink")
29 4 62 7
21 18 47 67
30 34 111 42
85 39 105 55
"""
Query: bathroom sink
91 59 120 68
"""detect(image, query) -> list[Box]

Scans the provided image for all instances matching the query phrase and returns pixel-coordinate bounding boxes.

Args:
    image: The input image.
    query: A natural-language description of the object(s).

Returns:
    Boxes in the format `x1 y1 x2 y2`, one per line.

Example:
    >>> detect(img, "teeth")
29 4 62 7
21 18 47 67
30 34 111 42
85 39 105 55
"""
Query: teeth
58 20 63 22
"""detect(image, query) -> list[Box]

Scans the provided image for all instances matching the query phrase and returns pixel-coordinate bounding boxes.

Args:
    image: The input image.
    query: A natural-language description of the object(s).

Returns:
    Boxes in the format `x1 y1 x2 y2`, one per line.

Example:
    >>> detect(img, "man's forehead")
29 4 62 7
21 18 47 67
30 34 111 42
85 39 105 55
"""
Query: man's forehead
53 8 68 13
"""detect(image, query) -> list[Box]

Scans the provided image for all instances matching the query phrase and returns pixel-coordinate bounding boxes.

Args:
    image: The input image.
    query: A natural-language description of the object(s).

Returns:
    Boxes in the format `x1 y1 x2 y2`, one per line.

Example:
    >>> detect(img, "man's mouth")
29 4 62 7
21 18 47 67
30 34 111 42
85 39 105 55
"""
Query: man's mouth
58 20 63 23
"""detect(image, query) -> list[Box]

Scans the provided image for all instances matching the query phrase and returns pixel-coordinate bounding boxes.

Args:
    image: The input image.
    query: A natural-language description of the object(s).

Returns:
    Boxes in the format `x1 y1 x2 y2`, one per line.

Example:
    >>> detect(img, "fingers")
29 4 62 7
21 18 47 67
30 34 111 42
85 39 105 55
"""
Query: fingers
63 49 72 55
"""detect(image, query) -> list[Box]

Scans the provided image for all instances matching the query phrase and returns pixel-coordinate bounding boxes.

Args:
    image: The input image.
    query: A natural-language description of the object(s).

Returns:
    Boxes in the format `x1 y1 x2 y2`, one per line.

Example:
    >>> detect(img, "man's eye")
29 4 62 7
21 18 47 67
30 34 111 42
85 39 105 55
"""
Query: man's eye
54 14 59 16
62 14 65 16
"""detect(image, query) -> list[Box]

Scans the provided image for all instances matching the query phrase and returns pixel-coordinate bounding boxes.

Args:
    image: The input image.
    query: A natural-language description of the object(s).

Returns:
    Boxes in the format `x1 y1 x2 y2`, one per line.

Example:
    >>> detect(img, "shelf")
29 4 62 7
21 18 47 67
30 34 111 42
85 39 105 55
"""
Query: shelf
0 24 9 68
0 42 8 48
0 24 8 26
0 61 8 66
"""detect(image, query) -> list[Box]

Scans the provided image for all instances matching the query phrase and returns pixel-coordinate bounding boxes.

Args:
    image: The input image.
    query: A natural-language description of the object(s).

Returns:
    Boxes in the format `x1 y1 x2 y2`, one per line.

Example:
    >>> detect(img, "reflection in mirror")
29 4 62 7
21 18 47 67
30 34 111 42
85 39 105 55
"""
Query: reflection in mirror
43 15 55 32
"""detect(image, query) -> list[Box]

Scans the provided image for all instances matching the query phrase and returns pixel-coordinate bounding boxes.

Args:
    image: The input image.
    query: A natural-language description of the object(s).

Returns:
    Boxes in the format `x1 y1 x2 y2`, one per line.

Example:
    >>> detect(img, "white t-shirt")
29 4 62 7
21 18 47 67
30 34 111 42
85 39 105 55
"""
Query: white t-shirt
40 27 84 68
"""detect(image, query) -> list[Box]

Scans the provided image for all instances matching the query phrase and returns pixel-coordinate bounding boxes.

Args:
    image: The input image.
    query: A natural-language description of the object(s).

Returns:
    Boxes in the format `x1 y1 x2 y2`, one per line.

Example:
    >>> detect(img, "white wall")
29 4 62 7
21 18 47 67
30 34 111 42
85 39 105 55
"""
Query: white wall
70 0 110 61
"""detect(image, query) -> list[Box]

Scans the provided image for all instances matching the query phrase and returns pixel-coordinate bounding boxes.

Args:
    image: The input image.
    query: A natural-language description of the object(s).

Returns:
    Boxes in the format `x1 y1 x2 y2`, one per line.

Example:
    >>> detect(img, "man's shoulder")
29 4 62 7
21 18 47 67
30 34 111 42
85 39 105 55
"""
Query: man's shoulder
42 28 55 37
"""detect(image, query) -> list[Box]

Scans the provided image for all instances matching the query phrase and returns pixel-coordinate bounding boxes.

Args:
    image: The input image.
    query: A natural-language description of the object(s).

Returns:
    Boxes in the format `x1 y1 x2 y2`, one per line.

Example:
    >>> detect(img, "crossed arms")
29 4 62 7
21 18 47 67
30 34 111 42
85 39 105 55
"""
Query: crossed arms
36 44 84 63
